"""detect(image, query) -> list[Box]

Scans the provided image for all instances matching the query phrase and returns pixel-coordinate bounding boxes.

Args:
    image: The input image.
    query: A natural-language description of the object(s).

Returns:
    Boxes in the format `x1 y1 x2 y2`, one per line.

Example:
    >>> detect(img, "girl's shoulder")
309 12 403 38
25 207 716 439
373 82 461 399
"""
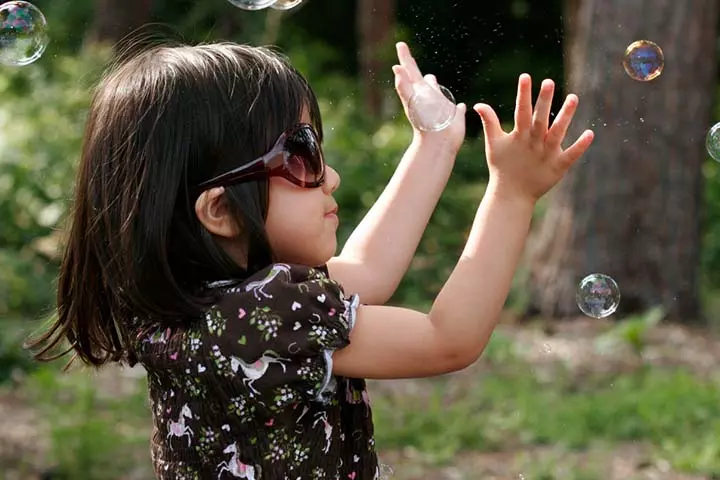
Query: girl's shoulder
137 262 360 404
210 262 349 313
210 263 335 294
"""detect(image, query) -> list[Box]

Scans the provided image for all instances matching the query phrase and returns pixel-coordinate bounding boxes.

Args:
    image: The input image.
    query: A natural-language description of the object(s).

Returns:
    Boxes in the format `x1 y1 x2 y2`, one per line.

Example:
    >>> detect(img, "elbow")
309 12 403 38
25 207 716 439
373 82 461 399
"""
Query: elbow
436 347 482 375
454 350 483 372
437 335 492 374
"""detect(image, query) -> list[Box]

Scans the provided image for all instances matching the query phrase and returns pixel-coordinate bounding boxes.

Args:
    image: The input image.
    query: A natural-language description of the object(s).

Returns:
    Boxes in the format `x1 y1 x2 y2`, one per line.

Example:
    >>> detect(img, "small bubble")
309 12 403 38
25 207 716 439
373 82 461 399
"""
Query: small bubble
407 83 456 132
542 343 552 354
576 273 621 319
706 122 720 162
0 1 48 67
623 40 664 82
227 0 276 10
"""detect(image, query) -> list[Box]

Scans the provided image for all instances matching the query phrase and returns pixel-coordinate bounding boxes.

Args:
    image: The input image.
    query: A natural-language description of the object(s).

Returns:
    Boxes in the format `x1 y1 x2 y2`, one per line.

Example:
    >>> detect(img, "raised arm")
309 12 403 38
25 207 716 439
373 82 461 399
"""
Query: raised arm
328 42 466 305
332 74 595 379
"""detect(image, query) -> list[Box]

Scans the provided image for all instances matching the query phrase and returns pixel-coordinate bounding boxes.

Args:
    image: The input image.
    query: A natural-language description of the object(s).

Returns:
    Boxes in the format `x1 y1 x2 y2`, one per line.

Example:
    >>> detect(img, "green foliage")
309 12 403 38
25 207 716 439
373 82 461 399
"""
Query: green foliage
0 49 110 316
0 319 38 384
13 333 720 478
371 336 720 476
594 306 665 358
27 366 151 479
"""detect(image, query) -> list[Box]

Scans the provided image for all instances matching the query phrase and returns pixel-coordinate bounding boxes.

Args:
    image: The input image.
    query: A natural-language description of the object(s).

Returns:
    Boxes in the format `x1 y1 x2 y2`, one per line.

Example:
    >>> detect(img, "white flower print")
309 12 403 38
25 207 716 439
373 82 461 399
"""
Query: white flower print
311 467 328 479
248 306 283 341
264 430 291 462
211 344 234 377
270 385 297 412
228 396 256 424
291 443 310 467
205 307 227 336
308 324 330 345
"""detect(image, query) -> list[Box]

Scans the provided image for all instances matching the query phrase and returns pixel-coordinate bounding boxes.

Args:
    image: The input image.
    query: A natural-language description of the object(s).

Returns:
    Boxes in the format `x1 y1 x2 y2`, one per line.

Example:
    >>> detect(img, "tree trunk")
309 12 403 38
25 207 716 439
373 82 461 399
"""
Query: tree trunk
84 0 153 48
526 0 719 323
356 0 396 117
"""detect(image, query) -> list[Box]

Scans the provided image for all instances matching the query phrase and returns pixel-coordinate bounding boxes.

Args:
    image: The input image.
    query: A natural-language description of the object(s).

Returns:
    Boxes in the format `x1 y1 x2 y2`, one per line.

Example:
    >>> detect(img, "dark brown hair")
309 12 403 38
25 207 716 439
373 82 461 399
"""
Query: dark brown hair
26 41 323 368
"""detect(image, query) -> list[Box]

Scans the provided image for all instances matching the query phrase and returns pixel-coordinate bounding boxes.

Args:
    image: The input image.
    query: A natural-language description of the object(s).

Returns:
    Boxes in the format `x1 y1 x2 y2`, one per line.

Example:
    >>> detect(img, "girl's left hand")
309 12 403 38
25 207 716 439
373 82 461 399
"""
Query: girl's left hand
393 42 467 153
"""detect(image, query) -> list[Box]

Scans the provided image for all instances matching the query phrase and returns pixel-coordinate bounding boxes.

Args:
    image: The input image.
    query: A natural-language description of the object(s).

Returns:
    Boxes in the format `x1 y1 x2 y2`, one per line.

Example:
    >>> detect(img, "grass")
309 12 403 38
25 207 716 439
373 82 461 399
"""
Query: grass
2 323 720 479
373 356 720 473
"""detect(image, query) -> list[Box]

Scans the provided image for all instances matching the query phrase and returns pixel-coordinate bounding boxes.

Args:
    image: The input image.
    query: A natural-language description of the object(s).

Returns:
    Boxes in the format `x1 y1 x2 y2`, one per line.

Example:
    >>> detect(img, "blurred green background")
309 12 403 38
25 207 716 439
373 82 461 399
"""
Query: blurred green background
2 0 720 478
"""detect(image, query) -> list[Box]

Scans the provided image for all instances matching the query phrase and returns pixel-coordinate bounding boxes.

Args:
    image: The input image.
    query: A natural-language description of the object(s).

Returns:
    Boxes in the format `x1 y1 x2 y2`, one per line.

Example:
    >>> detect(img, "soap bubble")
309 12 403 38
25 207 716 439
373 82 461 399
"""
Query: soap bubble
0 1 49 67
622 40 664 82
270 0 306 10
407 83 456 132
706 122 720 162
227 0 277 10
576 273 621 319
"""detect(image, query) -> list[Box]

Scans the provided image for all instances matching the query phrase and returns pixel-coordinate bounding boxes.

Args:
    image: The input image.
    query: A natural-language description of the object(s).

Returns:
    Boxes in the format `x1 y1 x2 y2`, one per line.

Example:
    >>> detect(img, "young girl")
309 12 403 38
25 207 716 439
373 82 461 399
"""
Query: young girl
28 40 593 479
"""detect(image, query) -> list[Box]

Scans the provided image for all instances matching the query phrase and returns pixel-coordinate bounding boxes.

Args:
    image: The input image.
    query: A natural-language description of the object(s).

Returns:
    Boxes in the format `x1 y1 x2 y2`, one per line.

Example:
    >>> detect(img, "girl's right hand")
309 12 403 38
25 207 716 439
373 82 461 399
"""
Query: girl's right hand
473 74 594 205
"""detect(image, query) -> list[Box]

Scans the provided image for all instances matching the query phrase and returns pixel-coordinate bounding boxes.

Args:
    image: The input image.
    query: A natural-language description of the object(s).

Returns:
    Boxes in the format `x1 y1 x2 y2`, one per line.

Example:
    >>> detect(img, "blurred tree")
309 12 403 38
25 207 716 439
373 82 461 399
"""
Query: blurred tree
526 0 719 322
84 0 153 47
357 0 396 116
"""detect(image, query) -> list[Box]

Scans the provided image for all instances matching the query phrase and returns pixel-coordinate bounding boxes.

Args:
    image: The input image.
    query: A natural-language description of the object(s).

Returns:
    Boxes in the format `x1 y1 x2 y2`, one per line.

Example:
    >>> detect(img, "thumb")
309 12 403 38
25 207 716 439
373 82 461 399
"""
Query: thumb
473 103 503 139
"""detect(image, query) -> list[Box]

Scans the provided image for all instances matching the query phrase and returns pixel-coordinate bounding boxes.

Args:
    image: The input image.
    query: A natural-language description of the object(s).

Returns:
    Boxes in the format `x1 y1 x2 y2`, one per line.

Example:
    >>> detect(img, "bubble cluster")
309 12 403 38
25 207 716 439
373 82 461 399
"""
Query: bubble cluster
0 1 48 67
622 40 664 82
576 273 621 319
407 83 456 132
270 0 306 10
227 0 277 10
706 122 720 162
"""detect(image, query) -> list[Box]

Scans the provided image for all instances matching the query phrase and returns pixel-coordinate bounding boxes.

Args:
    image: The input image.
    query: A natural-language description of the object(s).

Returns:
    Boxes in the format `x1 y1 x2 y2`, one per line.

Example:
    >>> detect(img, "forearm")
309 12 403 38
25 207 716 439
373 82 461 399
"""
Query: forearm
429 183 535 361
339 138 456 299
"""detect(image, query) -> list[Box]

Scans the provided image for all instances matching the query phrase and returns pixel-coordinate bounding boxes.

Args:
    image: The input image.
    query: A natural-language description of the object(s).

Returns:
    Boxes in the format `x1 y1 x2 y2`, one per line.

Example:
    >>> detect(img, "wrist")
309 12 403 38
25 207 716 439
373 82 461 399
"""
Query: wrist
410 133 461 158
485 178 537 212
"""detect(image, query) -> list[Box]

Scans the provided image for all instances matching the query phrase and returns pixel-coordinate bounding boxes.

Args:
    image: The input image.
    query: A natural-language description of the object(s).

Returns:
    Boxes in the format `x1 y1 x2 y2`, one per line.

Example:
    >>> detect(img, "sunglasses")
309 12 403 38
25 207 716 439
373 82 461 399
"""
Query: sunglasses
197 123 326 192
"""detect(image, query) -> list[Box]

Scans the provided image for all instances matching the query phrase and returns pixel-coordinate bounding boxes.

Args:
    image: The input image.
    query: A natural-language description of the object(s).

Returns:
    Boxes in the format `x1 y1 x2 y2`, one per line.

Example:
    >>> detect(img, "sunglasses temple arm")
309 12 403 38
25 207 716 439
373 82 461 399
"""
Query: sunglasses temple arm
257 137 287 166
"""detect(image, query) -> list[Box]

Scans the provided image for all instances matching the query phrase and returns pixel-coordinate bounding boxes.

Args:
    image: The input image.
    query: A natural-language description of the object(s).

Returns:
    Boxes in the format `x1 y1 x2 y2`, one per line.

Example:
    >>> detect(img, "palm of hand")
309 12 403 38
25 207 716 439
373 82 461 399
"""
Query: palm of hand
474 74 595 204
392 42 466 152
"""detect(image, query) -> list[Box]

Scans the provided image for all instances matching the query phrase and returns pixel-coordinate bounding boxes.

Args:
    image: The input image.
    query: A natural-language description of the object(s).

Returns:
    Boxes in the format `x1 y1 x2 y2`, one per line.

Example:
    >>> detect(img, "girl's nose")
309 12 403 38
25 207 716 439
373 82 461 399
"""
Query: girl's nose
323 165 341 194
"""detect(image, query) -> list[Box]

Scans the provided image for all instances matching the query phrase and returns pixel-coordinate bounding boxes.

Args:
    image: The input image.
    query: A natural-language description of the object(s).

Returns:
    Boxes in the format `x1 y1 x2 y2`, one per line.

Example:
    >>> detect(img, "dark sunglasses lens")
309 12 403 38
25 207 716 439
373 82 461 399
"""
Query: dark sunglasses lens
284 127 324 184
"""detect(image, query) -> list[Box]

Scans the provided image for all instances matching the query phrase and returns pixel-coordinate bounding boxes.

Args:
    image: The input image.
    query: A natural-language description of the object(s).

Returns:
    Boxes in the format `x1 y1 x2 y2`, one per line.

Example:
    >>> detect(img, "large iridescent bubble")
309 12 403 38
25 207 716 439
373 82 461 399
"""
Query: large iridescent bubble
0 1 49 67
576 273 621 319
407 83 457 132
622 40 664 82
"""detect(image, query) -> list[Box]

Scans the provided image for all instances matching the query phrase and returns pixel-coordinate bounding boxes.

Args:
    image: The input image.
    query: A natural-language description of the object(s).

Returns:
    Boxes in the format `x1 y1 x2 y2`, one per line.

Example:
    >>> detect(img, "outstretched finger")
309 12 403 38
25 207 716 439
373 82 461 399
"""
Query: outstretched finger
396 42 424 83
474 103 505 140
559 129 595 167
393 65 414 102
514 73 533 132
531 79 555 139
546 94 579 149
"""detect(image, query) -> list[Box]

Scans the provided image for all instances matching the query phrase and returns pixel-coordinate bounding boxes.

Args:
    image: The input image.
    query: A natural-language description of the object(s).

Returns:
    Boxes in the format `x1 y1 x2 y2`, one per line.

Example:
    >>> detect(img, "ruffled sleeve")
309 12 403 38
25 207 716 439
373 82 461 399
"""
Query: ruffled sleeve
205 263 358 408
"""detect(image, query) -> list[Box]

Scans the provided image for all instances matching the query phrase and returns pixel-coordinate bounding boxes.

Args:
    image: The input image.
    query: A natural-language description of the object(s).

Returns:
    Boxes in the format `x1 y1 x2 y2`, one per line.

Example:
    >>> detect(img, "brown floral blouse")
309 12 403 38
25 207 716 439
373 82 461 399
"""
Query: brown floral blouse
133 263 383 479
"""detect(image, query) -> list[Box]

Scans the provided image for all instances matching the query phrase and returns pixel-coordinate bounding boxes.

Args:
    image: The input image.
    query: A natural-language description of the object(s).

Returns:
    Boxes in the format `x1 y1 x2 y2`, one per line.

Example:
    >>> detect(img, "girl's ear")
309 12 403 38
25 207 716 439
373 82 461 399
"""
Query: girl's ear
195 187 241 238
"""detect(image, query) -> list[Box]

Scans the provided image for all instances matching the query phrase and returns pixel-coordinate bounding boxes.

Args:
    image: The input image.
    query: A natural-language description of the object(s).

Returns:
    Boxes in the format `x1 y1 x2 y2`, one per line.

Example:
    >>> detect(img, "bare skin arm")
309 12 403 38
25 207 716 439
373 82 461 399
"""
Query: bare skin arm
332 74 595 379
328 42 466 305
